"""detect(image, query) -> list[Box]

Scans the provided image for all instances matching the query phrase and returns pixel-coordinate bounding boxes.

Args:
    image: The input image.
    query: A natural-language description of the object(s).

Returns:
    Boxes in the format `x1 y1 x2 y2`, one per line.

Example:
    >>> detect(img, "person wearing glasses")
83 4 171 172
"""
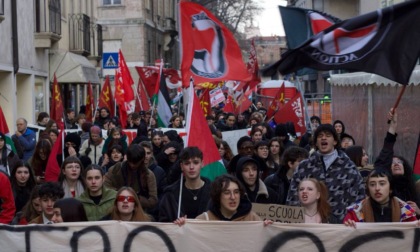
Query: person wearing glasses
102 187 151 221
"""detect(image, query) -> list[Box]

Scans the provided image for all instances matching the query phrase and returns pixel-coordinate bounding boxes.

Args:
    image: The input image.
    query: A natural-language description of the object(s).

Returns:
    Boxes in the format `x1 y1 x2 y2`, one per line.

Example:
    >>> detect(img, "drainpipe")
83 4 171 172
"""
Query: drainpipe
11 0 19 74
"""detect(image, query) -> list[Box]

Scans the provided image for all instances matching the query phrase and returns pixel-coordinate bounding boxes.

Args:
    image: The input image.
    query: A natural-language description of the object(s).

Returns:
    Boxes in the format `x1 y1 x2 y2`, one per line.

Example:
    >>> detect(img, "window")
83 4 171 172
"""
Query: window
103 0 121 5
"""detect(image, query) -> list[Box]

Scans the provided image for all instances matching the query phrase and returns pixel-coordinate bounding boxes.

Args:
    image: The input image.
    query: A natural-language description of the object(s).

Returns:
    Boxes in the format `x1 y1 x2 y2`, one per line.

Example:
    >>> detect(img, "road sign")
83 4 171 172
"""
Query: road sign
103 52 119 69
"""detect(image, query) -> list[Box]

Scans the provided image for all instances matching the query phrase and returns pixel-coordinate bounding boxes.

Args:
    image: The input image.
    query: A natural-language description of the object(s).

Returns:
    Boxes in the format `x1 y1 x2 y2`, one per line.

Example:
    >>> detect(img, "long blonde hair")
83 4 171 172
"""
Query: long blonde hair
111 187 151 221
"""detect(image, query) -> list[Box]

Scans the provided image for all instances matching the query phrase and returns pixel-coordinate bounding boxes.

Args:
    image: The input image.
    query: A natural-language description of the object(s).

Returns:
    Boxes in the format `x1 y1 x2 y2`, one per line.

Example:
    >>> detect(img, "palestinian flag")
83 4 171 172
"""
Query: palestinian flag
152 61 172 127
0 106 16 154
413 132 420 181
185 84 226 181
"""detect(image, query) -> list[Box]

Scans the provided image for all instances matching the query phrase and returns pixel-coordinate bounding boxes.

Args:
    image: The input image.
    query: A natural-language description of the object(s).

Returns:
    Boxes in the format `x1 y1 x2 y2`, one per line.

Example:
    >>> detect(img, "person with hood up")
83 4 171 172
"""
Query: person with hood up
79 125 105 165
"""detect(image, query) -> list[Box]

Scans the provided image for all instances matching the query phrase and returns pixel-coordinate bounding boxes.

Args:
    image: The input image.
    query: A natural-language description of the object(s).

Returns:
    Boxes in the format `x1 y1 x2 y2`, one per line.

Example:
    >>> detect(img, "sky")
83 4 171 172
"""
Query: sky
257 0 288 36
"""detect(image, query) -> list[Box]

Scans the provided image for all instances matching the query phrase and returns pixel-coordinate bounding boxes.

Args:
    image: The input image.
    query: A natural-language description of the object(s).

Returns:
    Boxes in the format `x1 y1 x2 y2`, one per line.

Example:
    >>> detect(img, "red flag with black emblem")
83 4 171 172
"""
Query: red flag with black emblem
273 92 306 137
98 76 114 117
267 1 420 84
50 74 65 130
179 1 251 87
85 82 94 122
266 82 286 119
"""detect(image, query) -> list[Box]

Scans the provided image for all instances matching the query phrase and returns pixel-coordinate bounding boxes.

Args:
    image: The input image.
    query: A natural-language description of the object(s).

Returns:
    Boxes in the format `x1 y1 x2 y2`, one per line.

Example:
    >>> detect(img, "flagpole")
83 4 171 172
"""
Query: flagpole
134 82 144 111
177 173 183 219
388 84 407 124
92 100 100 123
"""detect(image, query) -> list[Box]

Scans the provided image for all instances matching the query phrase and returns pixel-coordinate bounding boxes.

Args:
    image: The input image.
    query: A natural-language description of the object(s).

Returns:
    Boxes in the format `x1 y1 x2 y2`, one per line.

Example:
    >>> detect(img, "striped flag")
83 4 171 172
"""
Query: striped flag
0 106 16 154
152 60 172 127
414 133 420 181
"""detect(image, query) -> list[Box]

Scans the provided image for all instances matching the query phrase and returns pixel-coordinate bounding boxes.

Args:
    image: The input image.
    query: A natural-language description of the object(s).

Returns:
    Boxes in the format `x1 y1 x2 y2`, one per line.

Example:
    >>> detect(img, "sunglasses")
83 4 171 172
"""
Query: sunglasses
117 195 136 203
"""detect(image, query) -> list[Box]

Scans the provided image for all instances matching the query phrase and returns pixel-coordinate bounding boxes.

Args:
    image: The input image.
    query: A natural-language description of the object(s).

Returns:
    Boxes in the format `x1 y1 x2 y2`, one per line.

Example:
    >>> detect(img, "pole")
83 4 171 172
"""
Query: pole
177 173 183 219
387 84 407 124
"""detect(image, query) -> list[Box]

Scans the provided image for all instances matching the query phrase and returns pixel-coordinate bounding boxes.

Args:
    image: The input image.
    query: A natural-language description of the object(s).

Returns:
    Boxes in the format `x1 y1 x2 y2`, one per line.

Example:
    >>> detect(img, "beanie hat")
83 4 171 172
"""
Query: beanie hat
90 125 102 135
64 133 81 148
275 123 288 137
313 124 339 143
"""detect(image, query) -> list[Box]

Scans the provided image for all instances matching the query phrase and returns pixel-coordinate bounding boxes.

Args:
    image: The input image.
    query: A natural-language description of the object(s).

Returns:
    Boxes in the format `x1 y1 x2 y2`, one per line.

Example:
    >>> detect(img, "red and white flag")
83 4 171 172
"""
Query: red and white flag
273 92 306 136
179 1 251 87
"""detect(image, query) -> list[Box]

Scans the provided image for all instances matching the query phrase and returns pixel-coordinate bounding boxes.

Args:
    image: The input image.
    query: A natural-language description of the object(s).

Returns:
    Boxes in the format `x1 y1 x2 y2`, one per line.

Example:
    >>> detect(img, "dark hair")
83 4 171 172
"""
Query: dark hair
126 144 145 163
254 140 269 150
179 147 203 162
45 119 58 131
281 146 309 168
31 139 52 176
53 198 88 222
366 169 393 197
268 137 285 159
37 112 49 123
210 174 245 209
345 146 364 167
22 185 42 221
83 164 104 178
48 128 59 137
313 124 340 149
250 127 263 138
310 116 321 124
236 136 252 150
107 144 125 160
151 130 164 139
58 156 84 184
10 161 36 193
333 120 346 134
39 182 65 199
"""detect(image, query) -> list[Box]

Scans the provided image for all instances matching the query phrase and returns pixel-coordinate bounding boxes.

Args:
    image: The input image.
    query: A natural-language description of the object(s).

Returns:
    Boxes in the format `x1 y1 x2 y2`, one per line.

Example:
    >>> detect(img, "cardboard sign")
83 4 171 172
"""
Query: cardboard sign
252 203 304 223
209 87 225 107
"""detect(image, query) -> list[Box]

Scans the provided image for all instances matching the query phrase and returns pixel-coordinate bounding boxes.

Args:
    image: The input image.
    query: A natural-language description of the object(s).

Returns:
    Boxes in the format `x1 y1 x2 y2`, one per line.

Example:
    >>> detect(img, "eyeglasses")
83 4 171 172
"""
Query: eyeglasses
117 195 136 203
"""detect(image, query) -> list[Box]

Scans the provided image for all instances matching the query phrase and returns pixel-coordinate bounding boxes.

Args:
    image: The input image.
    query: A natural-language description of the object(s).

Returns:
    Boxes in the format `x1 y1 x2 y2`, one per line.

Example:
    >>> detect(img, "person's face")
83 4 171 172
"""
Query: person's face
368 176 391 205
340 137 353 149
168 152 178 163
112 131 121 139
257 145 269 159
51 208 63 223
15 167 30 186
162 136 170 146
173 118 181 127
49 132 58 144
270 141 280 155
226 116 236 127
316 131 337 154
16 119 26 132
78 118 86 126
298 180 320 206
334 123 343 134
117 190 136 215
181 157 203 181
67 111 75 120
391 157 404 175
40 196 58 218
51 123 58 130
144 147 153 164
109 122 117 130
239 142 254 157
85 170 104 196
218 144 225 157
100 109 109 118
39 149 47 161
0 139 4 150
152 135 162 146
252 131 263 142
361 149 369 167
241 163 258 187
63 162 81 181
32 197 42 214
41 117 50 125
310 120 319 130
90 133 101 144
256 102 263 108
207 118 214 126
220 182 240 216
133 118 141 126
238 114 244 122
110 149 123 162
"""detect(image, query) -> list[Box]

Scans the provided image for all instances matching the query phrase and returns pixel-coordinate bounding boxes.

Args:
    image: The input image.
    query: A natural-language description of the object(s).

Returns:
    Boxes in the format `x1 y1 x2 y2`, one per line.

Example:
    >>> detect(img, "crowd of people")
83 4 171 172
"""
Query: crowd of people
0 103 419 229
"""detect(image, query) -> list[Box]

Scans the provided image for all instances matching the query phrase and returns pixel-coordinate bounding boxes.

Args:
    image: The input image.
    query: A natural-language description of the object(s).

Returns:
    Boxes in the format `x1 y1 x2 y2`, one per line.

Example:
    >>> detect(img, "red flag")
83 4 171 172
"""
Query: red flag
50 74 65 130
135 79 151 112
117 49 135 102
266 82 286 119
98 76 115 117
199 89 211 117
45 130 64 182
245 39 261 91
115 69 129 128
273 92 306 137
223 95 235 113
136 66 160 98
186 84 227 180
85 82 94 122
179 2 251 87
0 106 16 154
414 133 420 181
235 94 252 115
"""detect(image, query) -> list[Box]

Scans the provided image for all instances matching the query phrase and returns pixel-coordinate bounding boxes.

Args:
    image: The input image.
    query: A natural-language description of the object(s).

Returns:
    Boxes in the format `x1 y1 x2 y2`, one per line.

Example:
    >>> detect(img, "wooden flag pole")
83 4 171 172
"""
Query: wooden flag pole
388 84 407 124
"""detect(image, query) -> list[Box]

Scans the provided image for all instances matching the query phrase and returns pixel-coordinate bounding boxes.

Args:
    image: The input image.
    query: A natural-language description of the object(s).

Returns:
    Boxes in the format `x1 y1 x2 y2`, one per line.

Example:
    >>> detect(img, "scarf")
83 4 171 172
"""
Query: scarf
362 197 401 222
62 180 85 198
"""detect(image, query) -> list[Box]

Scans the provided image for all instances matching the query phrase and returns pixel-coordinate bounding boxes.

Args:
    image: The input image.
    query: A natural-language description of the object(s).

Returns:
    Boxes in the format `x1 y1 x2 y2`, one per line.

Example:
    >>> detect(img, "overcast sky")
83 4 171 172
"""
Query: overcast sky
257 0 287 36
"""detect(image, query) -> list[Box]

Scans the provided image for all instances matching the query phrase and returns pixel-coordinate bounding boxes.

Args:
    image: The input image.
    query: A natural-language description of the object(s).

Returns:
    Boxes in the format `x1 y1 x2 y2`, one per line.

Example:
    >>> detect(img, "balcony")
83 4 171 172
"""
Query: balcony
69 14 91 56
34 0 61 48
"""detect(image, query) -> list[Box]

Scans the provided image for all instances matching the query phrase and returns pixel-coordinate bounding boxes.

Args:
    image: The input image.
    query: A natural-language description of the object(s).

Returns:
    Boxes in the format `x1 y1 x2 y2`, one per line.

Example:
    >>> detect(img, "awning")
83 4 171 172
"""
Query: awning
49 51 100 84
330 65 420 86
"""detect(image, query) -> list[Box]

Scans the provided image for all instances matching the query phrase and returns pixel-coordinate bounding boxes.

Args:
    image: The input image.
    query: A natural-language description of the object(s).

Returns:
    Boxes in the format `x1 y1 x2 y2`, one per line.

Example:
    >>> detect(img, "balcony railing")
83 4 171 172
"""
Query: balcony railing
69 13 91 56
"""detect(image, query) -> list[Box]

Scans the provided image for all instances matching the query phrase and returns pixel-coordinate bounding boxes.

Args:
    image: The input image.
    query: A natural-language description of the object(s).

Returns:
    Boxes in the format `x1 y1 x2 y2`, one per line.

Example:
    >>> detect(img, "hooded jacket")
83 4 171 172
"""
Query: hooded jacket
196 197 260 221
77 186 116 221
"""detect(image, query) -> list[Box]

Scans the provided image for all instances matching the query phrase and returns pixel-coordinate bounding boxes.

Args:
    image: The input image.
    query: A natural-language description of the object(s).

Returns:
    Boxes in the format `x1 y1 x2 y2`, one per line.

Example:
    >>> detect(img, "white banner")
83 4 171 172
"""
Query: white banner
209 87 225 107
1 221 419 251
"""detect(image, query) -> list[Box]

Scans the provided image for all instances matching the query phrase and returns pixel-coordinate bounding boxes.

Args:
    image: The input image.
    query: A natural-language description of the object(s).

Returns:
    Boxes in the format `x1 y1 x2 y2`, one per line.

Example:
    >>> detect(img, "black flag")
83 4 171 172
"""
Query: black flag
268 1 420 84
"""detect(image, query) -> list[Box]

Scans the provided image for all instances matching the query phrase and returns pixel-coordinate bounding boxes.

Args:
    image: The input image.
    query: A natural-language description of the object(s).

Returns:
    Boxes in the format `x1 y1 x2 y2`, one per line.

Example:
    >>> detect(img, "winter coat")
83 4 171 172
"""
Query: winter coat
77 186 116 221
196 198 260 221
13 128 36 162
0 172 16 224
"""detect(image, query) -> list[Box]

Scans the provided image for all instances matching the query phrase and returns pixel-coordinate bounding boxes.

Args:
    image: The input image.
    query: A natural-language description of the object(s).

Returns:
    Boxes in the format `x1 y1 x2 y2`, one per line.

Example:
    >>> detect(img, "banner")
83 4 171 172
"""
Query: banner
209 87 225 107
252 203 304 223
1 221 419 251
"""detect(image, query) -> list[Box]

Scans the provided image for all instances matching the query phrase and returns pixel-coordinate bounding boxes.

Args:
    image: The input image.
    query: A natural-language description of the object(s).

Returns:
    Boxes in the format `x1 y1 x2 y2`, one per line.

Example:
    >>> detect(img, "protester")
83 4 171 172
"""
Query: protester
48 129 59 145
10 161 36 213
275 123 296 150
340 133 355 149
250 127 263 143
36 112 50 127
100 144 125 173
217 113 237 132
227 136 254 175
95 107 111 129
58 156 85 198
65 108 78 129
13 118 36 162
104 144 158 211
102 127 127 156
159 147 211 222
333 120 346 140
268 137 284 167
0 132 20 175
51 198 88 223
151 130 164 156
345 146 372 183
75 113 87 130
343 169 417 226
286 124 365 222
169 115 183 128
79 125 105 165
29 182 64 224
298 178 338 223
103 187 151 221
28 139 52 184
77 164 116 221
299 115 321 151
